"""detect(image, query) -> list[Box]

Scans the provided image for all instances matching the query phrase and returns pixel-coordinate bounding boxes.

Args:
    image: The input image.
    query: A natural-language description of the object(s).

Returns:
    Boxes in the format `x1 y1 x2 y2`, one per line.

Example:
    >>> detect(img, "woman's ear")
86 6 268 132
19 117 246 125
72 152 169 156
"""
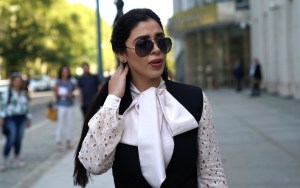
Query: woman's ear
116 53 127 64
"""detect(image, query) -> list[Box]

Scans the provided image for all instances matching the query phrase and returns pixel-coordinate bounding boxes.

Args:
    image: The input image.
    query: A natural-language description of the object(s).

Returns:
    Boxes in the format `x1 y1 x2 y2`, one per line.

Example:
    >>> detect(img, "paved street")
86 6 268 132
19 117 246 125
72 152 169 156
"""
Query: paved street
209 89 300 188
1 89 300 188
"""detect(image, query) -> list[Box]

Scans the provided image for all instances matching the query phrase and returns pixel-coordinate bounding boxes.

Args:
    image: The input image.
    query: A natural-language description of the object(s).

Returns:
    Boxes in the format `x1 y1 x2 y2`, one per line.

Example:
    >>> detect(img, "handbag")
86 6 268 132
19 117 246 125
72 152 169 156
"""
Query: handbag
45 102 57 121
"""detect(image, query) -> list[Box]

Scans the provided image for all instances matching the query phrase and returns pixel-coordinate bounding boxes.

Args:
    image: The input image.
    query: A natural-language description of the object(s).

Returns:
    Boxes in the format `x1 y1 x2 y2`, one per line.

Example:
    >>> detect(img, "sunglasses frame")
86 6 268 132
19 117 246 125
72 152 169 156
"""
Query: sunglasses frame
126 37 172 57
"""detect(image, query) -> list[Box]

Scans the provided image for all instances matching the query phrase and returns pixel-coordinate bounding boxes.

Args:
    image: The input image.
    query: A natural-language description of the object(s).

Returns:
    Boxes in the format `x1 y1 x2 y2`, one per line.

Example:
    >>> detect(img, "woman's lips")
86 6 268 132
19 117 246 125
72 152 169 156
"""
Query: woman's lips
149 58 164 68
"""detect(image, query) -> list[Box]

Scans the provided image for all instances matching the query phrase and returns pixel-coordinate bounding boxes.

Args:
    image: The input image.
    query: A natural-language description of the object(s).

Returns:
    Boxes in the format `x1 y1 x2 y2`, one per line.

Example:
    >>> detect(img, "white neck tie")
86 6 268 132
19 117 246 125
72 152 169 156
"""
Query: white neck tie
138 87 166 188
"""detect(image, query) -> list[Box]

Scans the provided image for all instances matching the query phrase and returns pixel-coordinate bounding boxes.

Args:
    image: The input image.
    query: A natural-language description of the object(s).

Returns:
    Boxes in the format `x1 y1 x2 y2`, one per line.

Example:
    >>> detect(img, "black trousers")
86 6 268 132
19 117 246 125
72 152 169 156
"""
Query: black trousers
251 82 261 96
80 104 90 120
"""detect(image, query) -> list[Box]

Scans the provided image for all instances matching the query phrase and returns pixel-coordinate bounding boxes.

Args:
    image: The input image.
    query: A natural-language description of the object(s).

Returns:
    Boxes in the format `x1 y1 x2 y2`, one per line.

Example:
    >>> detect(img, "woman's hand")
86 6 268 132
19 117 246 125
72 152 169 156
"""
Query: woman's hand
108 64 129 98
66 93 73 99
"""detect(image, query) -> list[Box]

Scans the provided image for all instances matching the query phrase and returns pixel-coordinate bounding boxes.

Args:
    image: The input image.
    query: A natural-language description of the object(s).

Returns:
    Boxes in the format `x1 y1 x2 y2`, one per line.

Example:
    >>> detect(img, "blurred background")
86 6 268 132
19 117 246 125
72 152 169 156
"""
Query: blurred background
169 0 299 99
0 0 300 188
0 0 175 92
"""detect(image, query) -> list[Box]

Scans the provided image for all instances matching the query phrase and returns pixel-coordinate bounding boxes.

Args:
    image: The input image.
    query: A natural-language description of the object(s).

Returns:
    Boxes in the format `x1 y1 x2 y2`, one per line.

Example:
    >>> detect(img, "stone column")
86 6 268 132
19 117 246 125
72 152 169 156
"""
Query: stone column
291 0 300 99
276 1 291 96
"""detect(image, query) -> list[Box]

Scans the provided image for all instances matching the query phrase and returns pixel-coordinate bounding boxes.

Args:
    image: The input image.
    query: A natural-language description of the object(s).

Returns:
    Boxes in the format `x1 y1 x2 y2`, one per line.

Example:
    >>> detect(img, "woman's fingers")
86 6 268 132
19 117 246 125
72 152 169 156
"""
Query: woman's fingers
121 64 129 76
108 64 129 98
112 64 126 77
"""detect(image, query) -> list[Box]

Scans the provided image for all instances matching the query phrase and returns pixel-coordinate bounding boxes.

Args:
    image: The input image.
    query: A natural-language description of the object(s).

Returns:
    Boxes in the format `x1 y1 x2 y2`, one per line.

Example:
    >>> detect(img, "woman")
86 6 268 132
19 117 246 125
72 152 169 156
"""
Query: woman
74 9 228 188
0 73 31 171
54 66 75 151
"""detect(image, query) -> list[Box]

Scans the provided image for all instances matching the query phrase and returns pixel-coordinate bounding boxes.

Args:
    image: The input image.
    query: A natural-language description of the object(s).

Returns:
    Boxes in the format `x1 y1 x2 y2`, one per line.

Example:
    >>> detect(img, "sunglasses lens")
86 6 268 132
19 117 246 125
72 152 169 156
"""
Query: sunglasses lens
157 38 172 54
135 40 154 57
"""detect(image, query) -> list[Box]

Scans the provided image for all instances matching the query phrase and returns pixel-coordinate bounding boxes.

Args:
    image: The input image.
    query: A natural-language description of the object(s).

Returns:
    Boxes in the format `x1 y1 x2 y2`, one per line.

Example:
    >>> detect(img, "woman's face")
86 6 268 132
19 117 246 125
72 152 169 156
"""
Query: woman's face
12 77 23 90
62 67 70 78
120 19 166 81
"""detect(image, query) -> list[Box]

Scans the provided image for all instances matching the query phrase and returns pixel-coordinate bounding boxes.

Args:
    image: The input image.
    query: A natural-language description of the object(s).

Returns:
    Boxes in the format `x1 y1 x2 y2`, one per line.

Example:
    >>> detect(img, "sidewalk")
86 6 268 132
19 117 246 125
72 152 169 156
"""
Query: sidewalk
0 104 83 188
209 89 300 188
19 89 300 188
31 150 114 188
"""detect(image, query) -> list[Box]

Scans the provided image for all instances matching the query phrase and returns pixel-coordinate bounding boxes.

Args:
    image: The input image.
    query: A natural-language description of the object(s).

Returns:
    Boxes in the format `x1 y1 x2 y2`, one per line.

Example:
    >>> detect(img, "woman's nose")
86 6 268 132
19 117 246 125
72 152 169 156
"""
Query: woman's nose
151 41 161 54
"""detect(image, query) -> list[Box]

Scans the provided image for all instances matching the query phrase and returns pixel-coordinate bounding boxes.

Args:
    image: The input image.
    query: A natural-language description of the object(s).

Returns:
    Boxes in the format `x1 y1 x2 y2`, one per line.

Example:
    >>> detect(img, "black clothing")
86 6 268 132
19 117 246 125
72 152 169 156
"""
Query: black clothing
78 74 100 116
233 63 244 91
253 64 262 81
250 63 263 96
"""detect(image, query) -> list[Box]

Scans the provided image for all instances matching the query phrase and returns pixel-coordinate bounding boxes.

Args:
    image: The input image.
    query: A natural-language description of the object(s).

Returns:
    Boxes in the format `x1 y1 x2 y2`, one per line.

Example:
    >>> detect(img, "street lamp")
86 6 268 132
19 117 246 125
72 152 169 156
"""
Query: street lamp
114 0 124 27
114 0 124 67
95 0 104 82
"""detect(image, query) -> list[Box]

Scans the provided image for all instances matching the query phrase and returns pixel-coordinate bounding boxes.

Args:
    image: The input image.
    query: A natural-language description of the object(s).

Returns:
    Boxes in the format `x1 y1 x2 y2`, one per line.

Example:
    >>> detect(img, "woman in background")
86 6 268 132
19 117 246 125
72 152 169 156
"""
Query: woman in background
54 66 75 151
0 73 31 171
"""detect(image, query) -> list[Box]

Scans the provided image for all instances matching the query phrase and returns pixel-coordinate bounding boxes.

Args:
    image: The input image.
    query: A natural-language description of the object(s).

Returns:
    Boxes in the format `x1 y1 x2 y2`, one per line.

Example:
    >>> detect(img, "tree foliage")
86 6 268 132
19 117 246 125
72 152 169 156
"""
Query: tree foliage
0 0 115 78
0 0 175 79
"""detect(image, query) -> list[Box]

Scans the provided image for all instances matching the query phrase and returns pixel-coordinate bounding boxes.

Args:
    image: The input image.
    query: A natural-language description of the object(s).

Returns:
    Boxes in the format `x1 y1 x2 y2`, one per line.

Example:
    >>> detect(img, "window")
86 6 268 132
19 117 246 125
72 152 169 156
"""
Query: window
235 0 249 10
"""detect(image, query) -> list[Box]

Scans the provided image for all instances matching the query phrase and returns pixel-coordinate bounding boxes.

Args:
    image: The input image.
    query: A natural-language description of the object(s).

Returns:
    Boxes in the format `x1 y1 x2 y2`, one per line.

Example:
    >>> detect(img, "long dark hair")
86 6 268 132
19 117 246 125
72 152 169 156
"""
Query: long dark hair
6 73 27 105
73 8 171 187
58 65 71 80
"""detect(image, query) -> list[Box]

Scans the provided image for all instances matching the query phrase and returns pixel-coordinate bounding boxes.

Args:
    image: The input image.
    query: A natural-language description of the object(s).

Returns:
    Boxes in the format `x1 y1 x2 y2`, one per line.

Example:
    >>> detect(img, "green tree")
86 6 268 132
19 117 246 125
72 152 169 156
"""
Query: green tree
0 0 146 79
0 0 55 76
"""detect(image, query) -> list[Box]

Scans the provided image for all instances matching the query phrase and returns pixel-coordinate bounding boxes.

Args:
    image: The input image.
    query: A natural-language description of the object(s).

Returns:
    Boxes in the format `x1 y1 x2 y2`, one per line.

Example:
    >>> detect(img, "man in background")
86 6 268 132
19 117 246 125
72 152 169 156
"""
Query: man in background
78 62 102 118
233 58 244 92
249 58 263 96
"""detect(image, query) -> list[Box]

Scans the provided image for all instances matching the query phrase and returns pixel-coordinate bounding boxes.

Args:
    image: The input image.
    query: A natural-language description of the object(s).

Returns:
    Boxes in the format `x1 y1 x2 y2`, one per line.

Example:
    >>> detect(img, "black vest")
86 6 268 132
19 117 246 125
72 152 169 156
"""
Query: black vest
112 80 203 188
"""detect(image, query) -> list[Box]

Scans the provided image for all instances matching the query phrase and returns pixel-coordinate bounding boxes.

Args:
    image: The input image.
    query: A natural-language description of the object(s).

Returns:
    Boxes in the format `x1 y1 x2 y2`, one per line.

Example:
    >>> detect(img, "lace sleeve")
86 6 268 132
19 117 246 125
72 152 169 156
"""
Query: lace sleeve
197 92 228 187
78 106 123 175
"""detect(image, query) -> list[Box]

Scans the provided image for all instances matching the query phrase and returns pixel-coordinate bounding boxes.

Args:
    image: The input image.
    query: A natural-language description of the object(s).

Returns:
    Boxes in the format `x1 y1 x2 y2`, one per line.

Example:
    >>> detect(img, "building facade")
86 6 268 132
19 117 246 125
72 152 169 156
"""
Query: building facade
250 0 300 99
168 0 250 89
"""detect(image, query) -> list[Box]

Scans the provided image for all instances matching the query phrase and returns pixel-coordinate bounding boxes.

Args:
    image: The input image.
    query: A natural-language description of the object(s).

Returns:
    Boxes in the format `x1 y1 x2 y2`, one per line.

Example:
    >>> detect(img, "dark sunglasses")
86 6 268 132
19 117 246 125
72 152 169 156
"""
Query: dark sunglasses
127 37 172 57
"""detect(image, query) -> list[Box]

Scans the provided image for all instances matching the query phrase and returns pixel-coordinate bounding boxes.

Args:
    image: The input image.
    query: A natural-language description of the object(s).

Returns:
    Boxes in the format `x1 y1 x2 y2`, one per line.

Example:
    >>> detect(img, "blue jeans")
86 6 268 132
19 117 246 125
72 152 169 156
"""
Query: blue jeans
3 115 26 158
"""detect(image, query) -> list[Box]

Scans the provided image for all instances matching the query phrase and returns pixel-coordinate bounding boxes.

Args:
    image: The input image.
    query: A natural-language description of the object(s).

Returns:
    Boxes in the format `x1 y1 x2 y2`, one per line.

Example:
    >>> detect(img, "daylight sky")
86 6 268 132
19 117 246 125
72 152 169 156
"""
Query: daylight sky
68 0 174 25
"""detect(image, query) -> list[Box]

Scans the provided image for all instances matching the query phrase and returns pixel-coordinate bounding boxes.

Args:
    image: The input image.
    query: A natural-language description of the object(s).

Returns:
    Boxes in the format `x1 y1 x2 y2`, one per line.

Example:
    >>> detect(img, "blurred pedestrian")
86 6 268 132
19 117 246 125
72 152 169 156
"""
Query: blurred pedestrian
23 72 31 96
0 73 31 171
77 62 102 119
74 8 228 188
54 65 75 151
233 58 244 92
249 58 263 96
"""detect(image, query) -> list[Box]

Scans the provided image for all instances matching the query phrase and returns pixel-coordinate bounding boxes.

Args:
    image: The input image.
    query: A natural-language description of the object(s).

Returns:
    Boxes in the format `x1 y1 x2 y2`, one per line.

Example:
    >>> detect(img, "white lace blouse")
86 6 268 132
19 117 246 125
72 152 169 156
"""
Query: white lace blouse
79 87 228 188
